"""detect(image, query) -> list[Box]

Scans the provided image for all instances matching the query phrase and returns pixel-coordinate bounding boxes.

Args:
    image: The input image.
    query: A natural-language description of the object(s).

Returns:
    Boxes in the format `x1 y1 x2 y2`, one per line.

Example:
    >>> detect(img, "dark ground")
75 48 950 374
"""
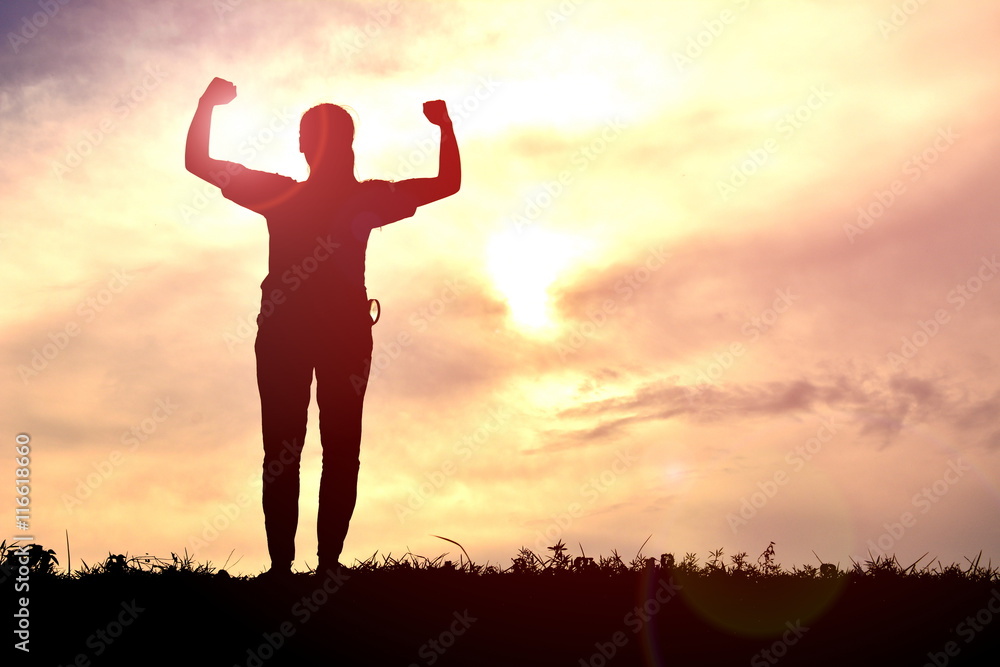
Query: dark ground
7 565 1000 666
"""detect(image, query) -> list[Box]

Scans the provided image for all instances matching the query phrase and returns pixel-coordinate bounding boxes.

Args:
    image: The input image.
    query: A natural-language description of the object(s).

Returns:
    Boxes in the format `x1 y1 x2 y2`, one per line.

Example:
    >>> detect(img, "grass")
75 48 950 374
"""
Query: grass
5 539 1000 666
5 536 999 582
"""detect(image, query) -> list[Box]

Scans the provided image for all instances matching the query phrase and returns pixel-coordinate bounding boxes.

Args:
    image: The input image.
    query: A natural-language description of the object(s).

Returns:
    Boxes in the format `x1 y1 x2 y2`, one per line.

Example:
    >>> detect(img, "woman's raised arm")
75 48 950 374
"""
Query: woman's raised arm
185 77 241 185
391 100 461 207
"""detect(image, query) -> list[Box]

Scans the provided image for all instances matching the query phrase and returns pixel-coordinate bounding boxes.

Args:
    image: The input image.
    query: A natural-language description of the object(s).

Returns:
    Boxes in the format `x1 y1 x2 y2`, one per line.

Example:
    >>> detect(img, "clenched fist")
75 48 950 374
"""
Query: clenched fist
200 77 237 107
422 100 452 127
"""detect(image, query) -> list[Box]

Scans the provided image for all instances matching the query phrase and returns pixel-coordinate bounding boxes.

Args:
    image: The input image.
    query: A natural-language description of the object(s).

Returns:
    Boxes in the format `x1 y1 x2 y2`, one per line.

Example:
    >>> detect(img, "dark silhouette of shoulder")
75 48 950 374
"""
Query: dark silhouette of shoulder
220 170 416 231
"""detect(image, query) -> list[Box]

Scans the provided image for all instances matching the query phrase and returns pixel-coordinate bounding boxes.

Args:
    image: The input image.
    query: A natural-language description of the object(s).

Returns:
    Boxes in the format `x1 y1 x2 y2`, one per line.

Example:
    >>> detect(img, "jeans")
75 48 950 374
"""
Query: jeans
255 299 373 567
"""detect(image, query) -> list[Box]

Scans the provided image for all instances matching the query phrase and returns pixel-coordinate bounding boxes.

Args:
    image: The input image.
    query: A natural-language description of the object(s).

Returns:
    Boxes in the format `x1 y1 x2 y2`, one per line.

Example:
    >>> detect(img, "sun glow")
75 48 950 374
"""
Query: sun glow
486 227 590 331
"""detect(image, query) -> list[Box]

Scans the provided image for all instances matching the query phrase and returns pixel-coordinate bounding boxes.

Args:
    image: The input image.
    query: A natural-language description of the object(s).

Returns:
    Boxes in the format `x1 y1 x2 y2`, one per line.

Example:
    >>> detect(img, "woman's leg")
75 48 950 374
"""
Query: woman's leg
255 316 313 570
314 319 373 568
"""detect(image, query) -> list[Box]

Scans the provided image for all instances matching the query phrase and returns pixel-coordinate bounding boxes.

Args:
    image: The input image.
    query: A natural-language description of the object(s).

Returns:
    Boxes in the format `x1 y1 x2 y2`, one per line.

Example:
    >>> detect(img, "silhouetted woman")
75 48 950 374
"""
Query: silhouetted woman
186 77 460 576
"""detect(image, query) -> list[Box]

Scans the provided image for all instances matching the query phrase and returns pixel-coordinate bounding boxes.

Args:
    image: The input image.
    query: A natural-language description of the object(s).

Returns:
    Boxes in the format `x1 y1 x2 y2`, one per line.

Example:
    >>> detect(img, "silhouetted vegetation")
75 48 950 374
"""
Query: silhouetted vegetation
6 540 1000 666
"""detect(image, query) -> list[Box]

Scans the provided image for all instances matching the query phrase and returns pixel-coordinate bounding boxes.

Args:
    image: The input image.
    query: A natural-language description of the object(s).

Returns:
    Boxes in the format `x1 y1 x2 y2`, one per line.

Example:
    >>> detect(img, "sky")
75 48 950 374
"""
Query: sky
3 0 1000 579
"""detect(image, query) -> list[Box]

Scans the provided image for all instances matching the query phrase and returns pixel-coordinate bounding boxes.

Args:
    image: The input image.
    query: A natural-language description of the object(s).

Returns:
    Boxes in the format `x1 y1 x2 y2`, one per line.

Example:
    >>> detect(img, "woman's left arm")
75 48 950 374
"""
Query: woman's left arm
391 100 461 207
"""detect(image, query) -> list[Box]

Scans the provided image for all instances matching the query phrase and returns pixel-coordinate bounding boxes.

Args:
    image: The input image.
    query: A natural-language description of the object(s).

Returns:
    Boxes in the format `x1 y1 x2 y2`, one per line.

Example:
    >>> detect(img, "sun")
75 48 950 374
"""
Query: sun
486 227 590 332
210 96 307 178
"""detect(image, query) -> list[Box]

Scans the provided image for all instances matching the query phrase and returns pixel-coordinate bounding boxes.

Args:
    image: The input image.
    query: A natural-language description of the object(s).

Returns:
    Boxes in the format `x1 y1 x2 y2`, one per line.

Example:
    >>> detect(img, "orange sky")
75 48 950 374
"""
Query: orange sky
4 0 1000 576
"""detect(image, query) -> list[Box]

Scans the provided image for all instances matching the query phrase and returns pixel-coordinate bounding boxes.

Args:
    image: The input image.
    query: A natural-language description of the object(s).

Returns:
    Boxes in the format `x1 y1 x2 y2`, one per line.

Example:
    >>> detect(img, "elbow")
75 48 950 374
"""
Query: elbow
185 153 211 181
428 176 460 202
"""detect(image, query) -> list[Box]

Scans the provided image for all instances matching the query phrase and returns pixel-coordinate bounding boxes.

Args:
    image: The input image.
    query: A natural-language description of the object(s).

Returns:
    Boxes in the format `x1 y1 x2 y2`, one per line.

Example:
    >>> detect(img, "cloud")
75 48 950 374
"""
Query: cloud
536 368 1000 453
6 0 1000 573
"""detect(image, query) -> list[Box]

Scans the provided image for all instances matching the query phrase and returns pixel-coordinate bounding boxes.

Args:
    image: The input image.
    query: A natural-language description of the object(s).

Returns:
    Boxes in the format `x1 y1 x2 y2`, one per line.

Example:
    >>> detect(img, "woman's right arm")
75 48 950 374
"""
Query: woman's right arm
390 100 461 208
185 77 242 185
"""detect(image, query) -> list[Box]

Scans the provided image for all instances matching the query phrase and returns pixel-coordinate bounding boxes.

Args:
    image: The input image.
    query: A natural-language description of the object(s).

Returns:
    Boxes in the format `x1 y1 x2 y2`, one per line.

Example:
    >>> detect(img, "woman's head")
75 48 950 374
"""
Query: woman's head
299 103 356 179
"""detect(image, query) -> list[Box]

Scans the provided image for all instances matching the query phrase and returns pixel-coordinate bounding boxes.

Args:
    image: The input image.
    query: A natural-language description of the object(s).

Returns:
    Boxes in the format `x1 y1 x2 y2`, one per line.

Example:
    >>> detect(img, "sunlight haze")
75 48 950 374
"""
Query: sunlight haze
4 0 1000 577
